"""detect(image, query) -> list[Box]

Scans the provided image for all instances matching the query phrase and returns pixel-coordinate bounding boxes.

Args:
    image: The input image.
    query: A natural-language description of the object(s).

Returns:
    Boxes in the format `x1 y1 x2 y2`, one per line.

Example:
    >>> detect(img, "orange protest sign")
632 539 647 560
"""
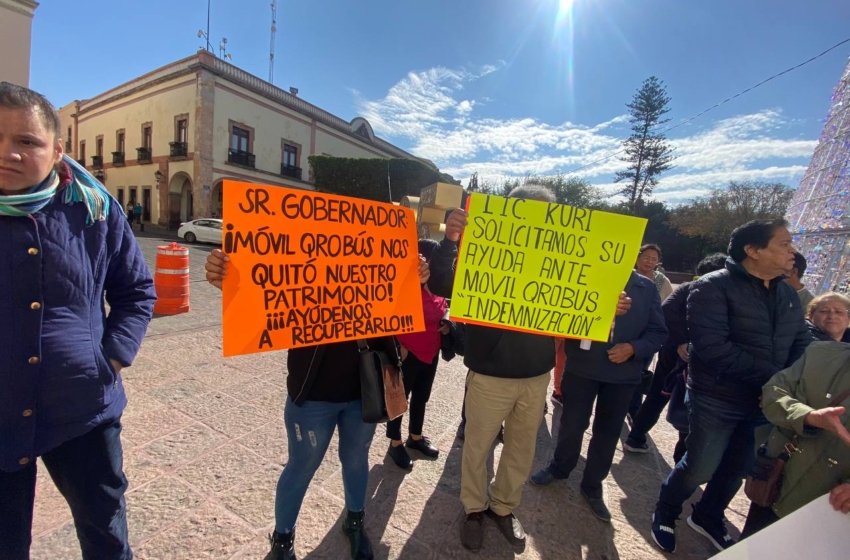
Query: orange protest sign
221 181 425 357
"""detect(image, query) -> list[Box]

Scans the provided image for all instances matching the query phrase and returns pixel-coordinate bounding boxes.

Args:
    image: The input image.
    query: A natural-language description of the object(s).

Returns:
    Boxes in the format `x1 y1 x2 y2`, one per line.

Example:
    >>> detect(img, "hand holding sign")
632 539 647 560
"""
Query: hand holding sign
445 208 469 242
221 181 425 357
205 249 229 289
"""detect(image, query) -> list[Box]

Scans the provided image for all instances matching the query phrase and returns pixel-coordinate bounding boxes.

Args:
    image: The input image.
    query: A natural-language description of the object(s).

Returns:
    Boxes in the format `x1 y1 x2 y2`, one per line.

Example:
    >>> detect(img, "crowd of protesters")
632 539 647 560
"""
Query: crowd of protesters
3 81 850 560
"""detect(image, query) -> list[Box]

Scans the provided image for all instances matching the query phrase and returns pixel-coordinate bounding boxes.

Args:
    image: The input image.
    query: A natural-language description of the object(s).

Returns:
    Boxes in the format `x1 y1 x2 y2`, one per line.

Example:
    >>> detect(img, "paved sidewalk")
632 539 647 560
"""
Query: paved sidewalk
29 236 746 559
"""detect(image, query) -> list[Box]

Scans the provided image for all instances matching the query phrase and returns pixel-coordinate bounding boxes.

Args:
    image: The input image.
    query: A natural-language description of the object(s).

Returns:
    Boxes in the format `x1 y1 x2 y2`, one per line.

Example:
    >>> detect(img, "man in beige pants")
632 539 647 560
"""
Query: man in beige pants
428 184 631 552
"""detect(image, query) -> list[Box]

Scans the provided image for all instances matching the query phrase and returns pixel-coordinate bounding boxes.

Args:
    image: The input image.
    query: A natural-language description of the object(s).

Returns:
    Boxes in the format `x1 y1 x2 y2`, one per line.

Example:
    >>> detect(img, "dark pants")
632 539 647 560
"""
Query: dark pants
628 348 678 445
387 353 439 441
741 502 779 539
0 420 131 560
673 431 688 464
656 390 761 522
549 371 639 499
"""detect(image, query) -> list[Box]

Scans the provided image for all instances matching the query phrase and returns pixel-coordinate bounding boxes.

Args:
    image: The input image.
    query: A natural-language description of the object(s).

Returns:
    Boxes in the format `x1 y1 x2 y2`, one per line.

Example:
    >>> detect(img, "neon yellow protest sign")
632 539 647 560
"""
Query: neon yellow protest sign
451 193 647 342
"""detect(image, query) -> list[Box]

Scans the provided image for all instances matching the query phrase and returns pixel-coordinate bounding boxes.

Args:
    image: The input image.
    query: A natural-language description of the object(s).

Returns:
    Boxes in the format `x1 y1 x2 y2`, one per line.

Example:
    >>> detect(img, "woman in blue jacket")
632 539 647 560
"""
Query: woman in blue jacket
0 82 156 560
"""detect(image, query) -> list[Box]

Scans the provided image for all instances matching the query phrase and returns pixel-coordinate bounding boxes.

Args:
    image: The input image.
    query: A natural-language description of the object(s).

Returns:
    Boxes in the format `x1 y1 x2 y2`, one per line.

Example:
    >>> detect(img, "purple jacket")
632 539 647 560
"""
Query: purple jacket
0 187 155 472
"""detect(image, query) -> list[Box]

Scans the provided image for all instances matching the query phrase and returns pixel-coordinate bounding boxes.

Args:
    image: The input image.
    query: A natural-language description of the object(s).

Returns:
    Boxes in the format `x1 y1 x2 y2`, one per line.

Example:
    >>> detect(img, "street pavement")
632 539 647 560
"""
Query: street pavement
29 231 749 559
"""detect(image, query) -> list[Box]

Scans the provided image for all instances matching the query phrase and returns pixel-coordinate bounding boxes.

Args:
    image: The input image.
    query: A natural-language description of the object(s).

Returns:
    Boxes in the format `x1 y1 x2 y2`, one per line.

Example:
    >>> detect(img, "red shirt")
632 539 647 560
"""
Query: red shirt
397 288 448 363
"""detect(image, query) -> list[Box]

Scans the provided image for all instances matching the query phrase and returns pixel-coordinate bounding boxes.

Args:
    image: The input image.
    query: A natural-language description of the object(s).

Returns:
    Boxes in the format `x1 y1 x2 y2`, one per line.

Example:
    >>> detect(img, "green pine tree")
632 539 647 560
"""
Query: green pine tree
615 76 676 211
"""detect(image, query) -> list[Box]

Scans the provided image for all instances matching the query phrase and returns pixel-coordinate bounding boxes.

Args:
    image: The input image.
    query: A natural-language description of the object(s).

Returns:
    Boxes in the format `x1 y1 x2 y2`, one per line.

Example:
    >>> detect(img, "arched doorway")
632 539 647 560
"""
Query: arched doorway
168 172 193 229
210 180 223 218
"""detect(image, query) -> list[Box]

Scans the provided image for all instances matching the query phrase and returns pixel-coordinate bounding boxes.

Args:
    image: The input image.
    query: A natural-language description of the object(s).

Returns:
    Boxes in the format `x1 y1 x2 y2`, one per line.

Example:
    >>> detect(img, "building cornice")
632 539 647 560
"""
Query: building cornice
0 0 38 17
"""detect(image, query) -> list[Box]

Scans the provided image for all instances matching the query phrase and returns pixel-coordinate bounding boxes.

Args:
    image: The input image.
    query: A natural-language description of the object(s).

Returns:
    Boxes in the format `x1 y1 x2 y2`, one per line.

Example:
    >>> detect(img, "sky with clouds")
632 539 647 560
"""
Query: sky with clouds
30 0 850 204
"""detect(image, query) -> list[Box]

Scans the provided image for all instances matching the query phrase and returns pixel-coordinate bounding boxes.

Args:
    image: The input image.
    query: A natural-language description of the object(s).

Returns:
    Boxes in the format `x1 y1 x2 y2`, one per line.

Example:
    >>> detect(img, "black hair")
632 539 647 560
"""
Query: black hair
727 219 788 262
418 238 439 261
0 82 61 137
696 253 728 276
793 251 807 277
638 244 663 261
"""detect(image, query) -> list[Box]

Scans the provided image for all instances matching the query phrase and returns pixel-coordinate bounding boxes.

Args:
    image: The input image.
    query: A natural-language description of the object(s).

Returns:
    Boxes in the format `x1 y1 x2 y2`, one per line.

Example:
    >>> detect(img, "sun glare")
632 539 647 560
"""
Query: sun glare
558 0 575 17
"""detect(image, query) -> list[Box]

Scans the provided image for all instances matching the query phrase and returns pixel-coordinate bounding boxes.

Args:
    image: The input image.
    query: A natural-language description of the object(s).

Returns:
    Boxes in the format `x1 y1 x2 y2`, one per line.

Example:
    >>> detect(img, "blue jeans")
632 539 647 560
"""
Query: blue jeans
656 389 761 522
0 420 131 560
275 397 376 532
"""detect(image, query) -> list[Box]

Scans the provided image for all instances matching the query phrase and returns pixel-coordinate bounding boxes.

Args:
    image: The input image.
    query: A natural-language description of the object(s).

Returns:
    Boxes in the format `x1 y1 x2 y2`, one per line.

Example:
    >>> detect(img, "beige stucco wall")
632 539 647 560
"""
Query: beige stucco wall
76 76 197 162
211 82 313 180
313 123 390 160
211 79 398 186
69 75 198 225
0 1 37 86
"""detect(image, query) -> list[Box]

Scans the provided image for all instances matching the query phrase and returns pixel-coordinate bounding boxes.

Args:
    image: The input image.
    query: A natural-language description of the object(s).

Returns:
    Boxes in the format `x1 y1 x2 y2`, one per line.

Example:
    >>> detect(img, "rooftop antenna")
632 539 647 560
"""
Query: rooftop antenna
219 37 232 61
269 0 277 83
197 0 212 52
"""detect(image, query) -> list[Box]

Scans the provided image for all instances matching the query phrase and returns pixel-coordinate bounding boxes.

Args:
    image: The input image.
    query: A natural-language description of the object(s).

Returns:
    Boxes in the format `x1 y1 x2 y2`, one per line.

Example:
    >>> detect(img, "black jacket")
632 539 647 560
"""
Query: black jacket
807 320 850 343
686 258 814 403
564 272 668 384
287 338 399 405
428 238 555 378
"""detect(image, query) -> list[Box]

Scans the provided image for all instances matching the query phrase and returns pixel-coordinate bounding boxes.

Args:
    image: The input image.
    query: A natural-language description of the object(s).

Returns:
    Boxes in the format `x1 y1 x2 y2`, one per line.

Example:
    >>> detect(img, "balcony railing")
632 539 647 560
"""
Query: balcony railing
169 141 188 158
136 147 152 164
91 155 103 169
112 152 125 166
76 158 86 166
228 149 255 168
280 164 302 180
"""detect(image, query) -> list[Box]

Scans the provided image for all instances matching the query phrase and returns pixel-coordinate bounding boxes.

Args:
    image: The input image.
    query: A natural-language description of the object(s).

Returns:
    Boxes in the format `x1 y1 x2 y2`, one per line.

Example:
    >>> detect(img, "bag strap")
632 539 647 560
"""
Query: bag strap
356 340 369 352
829 388 850 407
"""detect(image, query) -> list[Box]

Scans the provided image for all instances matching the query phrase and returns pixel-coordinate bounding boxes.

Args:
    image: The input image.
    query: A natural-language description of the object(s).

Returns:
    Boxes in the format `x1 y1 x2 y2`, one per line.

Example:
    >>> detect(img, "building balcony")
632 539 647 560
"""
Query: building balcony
169 141 188 158
91 155 103 169
228 149 255 168
137 147 152 164
280 164 302 180
76 158 86 167
112 152 125 166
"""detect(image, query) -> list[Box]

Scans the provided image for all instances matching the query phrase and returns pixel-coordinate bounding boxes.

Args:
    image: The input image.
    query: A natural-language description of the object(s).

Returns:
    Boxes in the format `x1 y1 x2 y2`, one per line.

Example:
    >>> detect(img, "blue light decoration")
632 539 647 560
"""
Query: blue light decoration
787 57 850 295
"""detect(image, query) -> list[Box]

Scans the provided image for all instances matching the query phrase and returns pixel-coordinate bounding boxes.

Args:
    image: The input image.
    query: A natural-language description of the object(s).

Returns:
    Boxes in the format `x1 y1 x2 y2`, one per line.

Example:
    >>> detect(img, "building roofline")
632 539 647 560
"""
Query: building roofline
0 0 39 17
66 51 433 168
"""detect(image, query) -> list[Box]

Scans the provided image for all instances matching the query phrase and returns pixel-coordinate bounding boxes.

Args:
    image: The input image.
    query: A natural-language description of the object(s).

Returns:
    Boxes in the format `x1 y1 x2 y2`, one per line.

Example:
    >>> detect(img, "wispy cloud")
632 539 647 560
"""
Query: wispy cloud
355 65 816 202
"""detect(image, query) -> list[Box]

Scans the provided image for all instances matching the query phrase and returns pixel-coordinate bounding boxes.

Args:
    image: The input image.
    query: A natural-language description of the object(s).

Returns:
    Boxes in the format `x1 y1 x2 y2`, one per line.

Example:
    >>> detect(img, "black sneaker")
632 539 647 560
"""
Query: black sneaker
388 443 413 470
406 436 439 458
687 512 735 552
264 529 297 560
623 438 650 453
461 512 485 552
342 510 373 560
651 512 677 553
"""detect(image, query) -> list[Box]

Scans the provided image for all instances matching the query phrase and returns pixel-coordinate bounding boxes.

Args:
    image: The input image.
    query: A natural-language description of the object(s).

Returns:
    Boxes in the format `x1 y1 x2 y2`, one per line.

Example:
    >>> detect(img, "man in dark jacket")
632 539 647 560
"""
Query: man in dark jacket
530 270 667 522
651 219 815 554
624 253 728 457
429 184 632 552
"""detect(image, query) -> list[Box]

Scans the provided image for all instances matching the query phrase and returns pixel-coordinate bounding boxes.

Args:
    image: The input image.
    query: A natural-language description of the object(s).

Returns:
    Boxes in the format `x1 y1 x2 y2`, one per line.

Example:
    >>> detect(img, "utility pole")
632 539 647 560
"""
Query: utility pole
269 0 277 83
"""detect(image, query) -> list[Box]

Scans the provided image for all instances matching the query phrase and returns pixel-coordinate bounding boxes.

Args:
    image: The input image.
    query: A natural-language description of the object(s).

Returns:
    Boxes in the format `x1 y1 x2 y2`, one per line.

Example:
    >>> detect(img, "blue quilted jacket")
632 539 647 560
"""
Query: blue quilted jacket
0 186 155 472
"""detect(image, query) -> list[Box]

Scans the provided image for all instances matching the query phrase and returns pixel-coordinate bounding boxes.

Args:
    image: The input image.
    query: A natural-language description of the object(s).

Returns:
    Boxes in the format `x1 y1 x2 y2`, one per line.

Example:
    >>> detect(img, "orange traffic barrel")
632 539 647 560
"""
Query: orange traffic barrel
153 242 190 315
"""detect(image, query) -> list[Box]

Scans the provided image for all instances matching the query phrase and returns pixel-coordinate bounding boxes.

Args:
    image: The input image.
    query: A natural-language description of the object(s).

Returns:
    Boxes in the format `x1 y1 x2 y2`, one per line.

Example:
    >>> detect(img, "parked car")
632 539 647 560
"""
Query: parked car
178 218 223 244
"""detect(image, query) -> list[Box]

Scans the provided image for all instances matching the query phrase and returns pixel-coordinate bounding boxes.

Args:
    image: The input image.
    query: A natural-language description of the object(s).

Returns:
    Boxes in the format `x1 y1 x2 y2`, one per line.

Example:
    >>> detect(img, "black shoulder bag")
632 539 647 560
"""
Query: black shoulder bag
357 340 407 424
